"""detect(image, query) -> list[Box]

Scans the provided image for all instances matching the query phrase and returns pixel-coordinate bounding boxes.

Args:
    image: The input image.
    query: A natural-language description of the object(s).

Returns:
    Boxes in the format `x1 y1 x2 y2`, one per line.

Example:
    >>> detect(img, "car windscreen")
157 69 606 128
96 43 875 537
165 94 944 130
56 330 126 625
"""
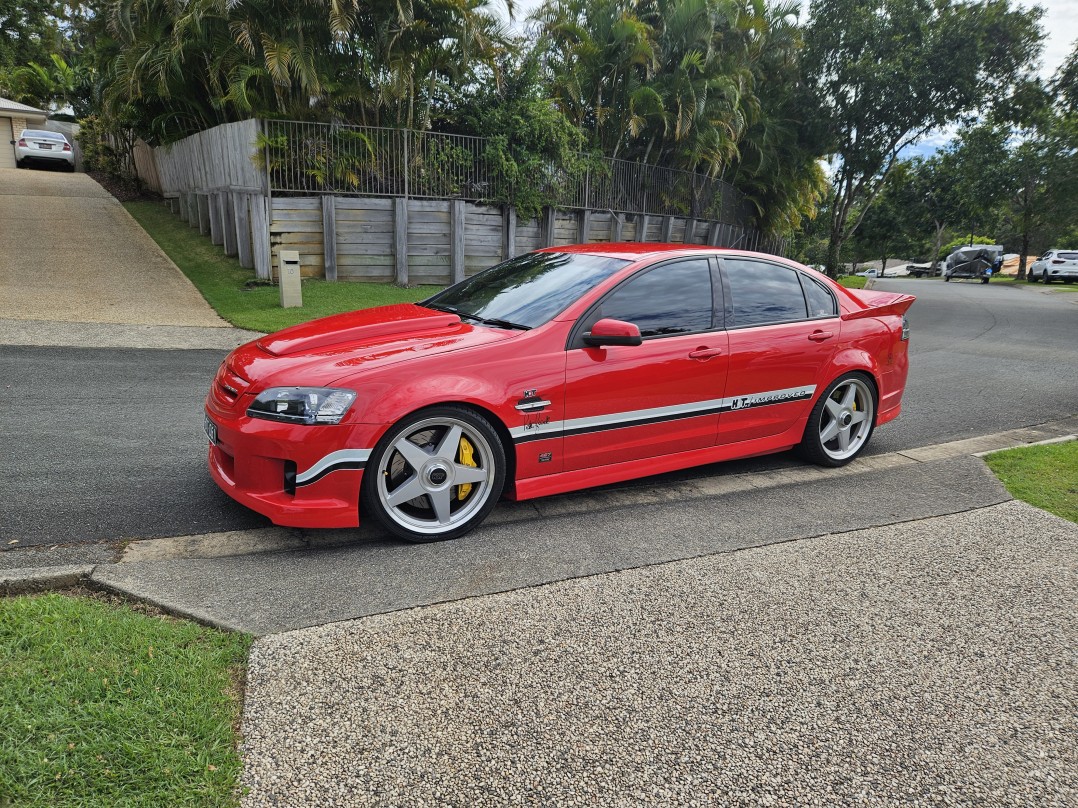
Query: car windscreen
423 252 630 329
23 130 66 141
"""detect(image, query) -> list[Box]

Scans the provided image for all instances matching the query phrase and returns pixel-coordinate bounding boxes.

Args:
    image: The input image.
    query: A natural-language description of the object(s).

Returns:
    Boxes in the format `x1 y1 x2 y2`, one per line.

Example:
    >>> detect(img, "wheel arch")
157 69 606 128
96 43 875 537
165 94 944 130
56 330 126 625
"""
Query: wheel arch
368 398 519 491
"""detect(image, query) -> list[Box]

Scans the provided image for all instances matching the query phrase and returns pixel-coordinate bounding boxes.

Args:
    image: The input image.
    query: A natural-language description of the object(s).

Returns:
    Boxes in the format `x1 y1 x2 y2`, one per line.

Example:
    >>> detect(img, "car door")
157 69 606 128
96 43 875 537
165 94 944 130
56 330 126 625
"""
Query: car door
717 258 841 445
562 257 728 470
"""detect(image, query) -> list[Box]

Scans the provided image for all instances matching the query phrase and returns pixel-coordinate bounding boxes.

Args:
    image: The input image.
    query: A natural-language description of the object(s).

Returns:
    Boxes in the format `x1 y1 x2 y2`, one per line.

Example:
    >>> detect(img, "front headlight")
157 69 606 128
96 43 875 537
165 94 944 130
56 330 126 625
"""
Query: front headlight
246 387 357 425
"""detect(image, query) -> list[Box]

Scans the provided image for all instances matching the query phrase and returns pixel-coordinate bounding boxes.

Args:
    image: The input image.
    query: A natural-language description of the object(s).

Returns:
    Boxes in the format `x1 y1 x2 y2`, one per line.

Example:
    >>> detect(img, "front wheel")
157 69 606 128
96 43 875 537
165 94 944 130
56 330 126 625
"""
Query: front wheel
361 406 506 542
798 374 876 467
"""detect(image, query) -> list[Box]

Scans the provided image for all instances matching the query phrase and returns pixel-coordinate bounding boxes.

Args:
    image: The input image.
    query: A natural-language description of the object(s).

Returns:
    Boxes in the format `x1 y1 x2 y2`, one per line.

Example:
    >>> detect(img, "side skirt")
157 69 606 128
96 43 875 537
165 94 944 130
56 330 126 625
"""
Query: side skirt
509 418 811 502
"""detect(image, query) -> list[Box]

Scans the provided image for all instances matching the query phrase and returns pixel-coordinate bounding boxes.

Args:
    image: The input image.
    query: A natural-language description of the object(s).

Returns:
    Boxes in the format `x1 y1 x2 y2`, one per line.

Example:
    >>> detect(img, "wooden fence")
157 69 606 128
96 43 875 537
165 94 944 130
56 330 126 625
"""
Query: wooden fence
135 119 781 287
270 196 771 283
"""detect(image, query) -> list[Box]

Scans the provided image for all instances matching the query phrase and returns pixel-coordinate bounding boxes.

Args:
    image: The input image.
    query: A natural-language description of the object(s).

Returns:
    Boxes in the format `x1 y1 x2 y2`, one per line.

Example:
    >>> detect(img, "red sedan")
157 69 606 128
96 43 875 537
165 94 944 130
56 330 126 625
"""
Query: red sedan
205 245 914 542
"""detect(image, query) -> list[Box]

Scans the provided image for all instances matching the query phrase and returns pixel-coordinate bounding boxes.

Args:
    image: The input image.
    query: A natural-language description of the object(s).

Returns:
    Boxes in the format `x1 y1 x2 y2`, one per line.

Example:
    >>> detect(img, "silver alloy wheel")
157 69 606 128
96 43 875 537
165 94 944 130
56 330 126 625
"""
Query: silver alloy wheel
818 377 874 462
374 415 495 537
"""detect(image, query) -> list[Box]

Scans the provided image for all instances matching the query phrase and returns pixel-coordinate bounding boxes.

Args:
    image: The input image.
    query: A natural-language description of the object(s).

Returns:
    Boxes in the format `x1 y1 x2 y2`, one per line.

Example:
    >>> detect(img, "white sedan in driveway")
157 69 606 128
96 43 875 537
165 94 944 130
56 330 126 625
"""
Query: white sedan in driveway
12 129 75 171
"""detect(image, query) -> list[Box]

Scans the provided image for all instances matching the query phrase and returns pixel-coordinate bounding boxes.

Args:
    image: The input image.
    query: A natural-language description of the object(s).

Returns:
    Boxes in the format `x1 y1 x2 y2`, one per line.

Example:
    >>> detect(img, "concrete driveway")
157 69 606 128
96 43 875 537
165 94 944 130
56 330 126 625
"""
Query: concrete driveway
0 168 227 329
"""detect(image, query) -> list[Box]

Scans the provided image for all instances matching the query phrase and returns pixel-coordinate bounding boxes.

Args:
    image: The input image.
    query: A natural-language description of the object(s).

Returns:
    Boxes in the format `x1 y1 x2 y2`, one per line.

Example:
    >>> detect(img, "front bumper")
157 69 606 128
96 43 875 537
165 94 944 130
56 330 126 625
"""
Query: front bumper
206 407 383 529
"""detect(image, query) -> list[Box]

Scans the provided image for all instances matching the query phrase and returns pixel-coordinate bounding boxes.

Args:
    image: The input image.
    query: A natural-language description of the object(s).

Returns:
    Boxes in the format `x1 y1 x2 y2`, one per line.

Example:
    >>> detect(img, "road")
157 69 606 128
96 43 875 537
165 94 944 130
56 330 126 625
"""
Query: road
2 279 1076 548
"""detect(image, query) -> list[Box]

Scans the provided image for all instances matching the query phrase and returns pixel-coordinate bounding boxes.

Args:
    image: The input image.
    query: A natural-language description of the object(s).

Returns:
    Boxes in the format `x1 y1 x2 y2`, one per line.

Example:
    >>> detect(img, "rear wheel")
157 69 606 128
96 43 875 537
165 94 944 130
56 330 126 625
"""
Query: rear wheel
361 406 505 542
798 374 876 467
1043 270 1051 284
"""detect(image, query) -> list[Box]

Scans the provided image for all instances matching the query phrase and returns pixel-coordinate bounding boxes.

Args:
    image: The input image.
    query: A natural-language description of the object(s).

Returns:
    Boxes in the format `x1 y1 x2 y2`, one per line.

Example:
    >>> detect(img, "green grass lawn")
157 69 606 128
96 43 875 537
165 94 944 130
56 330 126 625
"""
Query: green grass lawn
0 593 251 808
837 275 868 289
124 202 442 333
985 440 1078 524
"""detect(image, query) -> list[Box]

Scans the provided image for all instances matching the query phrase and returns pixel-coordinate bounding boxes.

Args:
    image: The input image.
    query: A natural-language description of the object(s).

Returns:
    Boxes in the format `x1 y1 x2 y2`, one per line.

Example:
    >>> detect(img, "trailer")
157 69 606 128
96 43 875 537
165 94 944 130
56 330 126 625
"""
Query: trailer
943 245 1003 284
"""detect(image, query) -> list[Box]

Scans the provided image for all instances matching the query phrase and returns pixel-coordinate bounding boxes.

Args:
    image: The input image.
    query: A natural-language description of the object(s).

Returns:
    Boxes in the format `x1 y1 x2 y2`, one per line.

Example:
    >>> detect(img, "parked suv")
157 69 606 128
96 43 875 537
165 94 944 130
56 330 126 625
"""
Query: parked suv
1028 250 1078 284
12 129 75 171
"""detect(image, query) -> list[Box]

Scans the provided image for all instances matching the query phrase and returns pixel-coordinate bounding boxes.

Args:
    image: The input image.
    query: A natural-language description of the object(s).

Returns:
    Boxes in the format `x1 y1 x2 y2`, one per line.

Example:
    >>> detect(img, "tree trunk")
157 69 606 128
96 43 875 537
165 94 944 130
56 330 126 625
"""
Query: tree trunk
931 220 945 273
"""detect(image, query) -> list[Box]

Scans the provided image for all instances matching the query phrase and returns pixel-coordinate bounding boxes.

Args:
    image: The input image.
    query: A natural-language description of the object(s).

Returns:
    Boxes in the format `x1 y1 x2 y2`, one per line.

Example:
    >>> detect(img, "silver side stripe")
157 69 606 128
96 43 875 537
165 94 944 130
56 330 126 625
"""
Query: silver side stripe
295 384 817 483
296 449 372 485
507 385 816 441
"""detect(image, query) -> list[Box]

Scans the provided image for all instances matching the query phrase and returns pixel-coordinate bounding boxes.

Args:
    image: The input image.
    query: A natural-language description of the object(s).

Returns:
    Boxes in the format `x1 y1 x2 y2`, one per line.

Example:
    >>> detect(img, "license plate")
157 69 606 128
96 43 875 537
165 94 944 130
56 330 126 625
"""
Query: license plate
205 415 218 445
39 144 52 150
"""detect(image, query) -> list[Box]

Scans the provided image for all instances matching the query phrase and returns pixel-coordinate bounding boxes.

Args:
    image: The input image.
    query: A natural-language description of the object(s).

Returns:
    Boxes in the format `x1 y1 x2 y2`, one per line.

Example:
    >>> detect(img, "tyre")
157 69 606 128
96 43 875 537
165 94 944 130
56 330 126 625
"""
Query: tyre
1027 273 1038 283
1043 271 1051 284
798 373 876 467
360 405 506 542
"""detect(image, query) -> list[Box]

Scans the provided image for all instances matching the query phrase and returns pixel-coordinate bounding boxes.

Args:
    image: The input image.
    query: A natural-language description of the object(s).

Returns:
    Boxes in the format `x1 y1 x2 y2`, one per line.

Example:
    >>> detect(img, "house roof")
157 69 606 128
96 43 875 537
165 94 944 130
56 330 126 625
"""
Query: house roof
0 97 47 117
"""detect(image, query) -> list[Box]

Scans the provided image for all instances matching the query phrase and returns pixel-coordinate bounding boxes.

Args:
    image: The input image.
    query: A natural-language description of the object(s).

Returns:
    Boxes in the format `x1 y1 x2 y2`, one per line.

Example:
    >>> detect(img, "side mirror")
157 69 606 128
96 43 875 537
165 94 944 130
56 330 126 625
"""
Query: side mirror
583 318 643 347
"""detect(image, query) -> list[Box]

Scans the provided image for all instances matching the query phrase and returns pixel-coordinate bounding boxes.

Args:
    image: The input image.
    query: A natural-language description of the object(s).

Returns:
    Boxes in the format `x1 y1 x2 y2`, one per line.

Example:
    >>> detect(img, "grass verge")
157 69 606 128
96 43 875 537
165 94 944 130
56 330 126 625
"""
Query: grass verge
837 275 868 289
985 439 1078 524
124 201 442 333
0 592 251 807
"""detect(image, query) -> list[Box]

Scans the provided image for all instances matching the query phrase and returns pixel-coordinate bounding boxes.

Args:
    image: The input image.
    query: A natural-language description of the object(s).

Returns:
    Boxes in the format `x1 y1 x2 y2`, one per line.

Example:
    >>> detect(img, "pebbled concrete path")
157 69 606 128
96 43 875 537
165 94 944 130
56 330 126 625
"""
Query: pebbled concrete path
239 500 1078 806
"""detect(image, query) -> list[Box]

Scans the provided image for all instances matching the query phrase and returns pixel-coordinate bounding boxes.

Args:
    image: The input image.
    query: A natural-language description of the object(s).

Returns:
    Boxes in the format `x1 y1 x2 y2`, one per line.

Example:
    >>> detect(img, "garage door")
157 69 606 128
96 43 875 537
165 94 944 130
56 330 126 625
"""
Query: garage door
0 117 15 169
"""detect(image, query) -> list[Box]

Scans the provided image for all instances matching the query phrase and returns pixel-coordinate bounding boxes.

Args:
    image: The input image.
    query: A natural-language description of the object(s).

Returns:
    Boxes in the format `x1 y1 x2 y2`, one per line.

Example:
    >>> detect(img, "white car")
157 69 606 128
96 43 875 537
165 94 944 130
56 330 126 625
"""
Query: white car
12 129 75 171
1029 250 1078 284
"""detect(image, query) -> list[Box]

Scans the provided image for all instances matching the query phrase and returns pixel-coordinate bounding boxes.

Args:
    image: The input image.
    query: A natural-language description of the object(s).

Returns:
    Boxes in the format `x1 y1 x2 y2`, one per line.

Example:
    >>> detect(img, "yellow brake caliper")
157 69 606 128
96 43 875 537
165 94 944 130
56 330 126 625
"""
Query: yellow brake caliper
457 437 476 500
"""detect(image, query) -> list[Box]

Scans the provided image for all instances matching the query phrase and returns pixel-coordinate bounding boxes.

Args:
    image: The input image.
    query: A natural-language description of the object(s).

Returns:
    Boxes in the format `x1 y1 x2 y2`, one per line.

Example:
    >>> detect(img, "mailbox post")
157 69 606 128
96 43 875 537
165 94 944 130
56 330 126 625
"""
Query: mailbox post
278 249 302 308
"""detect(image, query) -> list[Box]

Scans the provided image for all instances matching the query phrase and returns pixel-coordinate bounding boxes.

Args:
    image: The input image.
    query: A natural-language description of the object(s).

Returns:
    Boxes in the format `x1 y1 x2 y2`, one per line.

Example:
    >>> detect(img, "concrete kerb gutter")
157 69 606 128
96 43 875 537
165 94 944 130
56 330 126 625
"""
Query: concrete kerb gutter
3 416 1075 630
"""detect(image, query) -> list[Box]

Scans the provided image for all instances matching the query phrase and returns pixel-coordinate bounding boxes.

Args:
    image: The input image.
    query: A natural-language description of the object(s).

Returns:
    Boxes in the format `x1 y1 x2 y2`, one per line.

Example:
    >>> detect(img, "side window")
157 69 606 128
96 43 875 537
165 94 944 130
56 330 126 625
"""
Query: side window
799 274 838 318
596 259 714 337
724 259 808 327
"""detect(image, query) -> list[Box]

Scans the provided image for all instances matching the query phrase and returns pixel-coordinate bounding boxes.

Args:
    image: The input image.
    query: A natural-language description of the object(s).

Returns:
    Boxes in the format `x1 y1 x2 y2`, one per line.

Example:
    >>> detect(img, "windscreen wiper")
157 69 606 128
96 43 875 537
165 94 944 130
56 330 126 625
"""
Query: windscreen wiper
425 304 529 331
469 316 531 331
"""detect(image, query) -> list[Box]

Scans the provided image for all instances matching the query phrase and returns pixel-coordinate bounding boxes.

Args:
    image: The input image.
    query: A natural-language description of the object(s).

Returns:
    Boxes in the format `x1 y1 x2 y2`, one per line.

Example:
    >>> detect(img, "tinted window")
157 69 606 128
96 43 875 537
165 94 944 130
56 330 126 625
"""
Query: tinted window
424 252 629 329
724 259 808 327
799 274 837 318
1059 252 1078 260
598 259 713 337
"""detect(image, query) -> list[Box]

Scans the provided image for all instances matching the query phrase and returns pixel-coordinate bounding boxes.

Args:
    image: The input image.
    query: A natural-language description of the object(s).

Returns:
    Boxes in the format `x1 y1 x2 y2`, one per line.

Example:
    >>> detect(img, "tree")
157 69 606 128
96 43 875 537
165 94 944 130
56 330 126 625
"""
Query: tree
803 0 1043 277
0 0 60 86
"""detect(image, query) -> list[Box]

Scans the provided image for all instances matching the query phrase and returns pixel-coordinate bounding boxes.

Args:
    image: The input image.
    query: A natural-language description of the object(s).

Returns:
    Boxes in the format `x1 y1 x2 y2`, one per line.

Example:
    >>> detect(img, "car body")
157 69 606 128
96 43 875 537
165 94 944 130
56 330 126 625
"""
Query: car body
205 245 915 542
1028 249 1078 284
13 129 75 170
943 245 1002 283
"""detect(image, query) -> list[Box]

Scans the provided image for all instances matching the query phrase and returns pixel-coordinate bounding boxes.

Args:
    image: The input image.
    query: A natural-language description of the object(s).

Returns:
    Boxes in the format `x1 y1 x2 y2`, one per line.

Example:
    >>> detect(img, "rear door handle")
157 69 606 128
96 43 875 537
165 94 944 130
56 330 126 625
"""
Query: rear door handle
808 330 834 342
688 347 724 360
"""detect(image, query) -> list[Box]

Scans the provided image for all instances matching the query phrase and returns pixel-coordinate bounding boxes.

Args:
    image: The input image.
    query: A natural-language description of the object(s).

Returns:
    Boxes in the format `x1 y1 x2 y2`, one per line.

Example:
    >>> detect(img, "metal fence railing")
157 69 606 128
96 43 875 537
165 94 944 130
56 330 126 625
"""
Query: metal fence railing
260 120 754 224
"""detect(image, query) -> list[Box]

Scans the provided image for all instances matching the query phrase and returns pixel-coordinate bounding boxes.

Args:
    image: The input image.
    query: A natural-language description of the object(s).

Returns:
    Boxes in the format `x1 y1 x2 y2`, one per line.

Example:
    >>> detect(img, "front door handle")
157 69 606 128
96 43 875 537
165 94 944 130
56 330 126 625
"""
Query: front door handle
808 330 834 342
688 347 724 360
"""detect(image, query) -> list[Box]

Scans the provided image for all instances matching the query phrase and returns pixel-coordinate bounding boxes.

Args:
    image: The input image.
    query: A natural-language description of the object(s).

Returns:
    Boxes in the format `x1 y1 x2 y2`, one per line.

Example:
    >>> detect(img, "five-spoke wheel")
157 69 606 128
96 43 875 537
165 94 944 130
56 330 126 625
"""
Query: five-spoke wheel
361 406 505 542
799 374 876 467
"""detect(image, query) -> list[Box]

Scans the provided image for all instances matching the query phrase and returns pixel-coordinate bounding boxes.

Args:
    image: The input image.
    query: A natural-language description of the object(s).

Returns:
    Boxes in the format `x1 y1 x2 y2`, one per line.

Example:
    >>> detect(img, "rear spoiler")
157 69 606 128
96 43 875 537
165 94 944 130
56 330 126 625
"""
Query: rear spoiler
841 290 916 321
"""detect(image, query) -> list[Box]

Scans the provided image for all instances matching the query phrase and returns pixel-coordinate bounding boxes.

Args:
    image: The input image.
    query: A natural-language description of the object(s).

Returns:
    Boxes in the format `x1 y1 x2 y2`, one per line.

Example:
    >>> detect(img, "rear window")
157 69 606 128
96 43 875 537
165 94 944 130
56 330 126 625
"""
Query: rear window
23 130 66 141
1058 253 1078 260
